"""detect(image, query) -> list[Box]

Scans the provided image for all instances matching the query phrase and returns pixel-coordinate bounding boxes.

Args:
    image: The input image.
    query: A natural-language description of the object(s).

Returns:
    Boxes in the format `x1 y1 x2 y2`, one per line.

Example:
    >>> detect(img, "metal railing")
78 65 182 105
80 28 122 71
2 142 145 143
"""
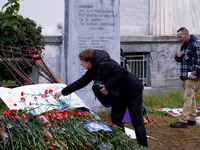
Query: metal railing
121 53 149 86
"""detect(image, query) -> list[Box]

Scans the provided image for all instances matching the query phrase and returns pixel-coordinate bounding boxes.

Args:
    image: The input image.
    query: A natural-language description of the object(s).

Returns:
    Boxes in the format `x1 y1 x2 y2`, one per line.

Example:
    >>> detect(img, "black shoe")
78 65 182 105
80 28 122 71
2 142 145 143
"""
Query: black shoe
170 122 188 128
188 120 196 126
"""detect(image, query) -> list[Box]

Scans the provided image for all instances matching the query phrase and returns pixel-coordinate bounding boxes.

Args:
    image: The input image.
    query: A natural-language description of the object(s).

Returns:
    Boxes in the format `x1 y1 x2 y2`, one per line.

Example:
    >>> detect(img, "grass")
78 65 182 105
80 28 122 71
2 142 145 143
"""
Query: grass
144 90 187 110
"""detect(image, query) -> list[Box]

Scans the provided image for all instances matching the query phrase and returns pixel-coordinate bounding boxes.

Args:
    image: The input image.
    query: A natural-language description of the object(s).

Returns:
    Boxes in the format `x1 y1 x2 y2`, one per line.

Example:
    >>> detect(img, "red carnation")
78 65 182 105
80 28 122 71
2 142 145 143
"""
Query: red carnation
49 126 55 130
13 103 17 106
87 143 90 150
49 89 53 94
29 50 33 54
61 117 66 121
110 123 114 127
10 109 17 114
47 112 53 117
45 90 48 94
24 118 29 122
37 59 41 63
54 109 59 114
44 122 49 126
14 115 19 120
21 97 26 102
44 136 49 141
32 54 39 59
3 109 8 113
42 94 47 98
3 111 9 117
52 145 56 150
21 113 26 118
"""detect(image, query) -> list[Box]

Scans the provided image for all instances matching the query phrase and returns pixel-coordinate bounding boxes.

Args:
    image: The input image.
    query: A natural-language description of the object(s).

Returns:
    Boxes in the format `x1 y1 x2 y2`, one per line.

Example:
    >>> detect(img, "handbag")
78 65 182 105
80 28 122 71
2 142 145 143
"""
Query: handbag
92 80 120 108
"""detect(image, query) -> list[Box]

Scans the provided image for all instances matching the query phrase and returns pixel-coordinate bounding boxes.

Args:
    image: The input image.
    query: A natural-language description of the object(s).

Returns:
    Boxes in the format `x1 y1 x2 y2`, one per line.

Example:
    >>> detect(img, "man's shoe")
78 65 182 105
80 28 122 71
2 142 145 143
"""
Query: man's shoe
170 122 188 128
188 120 196 126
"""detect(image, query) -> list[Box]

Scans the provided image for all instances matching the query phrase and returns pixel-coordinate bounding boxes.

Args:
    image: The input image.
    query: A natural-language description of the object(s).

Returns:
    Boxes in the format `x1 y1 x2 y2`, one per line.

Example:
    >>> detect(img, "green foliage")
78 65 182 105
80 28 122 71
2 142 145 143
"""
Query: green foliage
0 11 45 50
1 79 16 85
0 0 44 50
1 0 21 30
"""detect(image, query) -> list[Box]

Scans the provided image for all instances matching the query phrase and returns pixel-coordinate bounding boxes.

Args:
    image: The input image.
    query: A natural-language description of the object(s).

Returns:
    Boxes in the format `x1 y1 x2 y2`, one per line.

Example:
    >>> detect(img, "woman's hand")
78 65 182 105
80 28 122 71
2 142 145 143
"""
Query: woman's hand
54 91 63 99
99 85 108 95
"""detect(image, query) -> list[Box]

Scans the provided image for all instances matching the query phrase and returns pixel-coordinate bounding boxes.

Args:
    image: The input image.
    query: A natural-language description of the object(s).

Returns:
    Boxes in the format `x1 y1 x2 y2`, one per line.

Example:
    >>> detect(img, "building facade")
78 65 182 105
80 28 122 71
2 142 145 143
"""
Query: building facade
120 0 200 94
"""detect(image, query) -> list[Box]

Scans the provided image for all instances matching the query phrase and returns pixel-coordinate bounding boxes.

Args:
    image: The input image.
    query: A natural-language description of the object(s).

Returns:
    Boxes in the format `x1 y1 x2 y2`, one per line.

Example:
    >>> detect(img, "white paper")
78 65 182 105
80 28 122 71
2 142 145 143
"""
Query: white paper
188 72 192 77
125 127 154 139
0 83 90 115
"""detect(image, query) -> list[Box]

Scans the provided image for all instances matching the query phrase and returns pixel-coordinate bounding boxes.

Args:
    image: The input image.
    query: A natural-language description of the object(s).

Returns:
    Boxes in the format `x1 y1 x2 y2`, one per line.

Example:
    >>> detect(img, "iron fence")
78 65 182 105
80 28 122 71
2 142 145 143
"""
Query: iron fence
121 53 150 86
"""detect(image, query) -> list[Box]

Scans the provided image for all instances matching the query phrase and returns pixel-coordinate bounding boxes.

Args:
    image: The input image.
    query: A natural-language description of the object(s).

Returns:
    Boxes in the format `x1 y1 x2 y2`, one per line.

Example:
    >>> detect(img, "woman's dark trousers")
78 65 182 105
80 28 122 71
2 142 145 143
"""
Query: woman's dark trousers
111 93 148 147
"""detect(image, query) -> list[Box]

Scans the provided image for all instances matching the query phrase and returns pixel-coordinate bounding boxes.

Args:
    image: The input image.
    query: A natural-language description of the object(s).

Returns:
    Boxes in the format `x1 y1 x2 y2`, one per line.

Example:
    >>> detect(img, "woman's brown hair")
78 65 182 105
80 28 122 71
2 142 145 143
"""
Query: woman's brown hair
79 48 94 62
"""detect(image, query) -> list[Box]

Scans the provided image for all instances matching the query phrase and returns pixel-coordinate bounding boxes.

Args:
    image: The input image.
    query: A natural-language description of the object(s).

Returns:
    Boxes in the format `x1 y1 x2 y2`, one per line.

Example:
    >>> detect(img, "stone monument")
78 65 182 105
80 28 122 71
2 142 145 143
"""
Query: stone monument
63 0 120 110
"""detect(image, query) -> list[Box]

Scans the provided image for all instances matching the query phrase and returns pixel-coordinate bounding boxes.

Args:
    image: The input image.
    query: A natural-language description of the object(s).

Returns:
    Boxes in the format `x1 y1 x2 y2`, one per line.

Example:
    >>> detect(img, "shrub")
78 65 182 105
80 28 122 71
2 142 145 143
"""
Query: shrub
0 11 45 50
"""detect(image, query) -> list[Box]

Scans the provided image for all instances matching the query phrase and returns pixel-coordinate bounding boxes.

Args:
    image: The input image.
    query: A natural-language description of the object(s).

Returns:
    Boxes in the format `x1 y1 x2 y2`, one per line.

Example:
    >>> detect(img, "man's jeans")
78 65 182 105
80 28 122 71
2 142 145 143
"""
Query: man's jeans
180 79 198 123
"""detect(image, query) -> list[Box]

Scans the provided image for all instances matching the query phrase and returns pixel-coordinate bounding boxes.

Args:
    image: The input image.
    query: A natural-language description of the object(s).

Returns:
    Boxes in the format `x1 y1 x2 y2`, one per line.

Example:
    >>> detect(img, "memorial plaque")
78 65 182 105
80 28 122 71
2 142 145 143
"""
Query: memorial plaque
64 0 120 110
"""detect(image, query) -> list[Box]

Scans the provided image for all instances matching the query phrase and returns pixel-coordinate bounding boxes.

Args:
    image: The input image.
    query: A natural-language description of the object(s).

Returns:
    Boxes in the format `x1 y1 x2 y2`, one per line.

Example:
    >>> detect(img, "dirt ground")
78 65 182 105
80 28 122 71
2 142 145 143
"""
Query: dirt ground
126 118 200 150
146 123 200 150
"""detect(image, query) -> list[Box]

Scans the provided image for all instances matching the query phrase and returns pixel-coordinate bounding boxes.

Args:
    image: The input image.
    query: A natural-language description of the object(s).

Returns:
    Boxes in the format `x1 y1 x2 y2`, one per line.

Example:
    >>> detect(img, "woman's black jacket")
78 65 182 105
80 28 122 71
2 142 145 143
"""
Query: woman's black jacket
61 50 143 101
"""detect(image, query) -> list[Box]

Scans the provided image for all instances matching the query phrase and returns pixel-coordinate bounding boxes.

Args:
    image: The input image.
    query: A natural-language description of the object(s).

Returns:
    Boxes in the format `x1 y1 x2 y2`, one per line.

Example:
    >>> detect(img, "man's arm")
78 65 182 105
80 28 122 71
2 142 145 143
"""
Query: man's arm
190 42 200 79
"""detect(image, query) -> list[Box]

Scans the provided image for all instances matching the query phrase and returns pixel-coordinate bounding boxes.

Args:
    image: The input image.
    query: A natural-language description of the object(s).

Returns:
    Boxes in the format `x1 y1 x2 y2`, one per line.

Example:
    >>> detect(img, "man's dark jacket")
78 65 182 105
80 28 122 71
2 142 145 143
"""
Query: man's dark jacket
61 50 143 103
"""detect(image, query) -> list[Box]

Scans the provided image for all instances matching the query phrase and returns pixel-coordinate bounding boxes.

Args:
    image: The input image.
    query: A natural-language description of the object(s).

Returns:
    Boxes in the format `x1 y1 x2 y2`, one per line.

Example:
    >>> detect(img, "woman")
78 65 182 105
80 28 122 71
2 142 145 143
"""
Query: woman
54 48 148 147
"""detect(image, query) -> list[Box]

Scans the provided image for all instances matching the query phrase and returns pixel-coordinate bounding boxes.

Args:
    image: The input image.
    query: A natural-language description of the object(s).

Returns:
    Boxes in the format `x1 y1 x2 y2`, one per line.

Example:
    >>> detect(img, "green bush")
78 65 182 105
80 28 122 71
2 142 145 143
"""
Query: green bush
0 11 45 50
0 79 16 86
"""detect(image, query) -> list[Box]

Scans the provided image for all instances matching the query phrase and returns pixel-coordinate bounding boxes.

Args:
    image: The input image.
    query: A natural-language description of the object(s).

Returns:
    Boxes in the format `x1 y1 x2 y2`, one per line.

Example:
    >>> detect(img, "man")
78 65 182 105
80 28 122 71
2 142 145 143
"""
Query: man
170 27 200 128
